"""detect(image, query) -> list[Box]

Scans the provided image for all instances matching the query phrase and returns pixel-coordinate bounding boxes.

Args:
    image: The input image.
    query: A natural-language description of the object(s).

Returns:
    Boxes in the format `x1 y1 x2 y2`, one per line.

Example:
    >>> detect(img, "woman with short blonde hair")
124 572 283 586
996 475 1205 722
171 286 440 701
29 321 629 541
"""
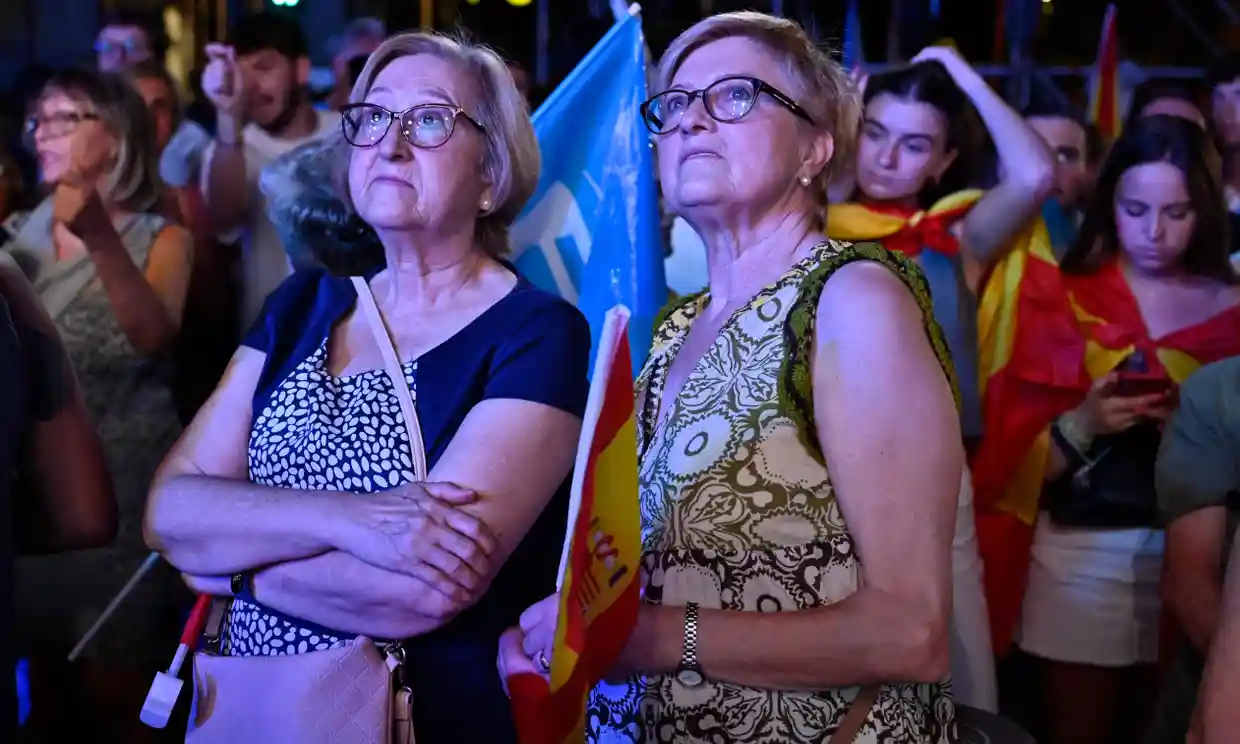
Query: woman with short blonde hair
146 31 589 741
504 11 959 743
266 31 538 269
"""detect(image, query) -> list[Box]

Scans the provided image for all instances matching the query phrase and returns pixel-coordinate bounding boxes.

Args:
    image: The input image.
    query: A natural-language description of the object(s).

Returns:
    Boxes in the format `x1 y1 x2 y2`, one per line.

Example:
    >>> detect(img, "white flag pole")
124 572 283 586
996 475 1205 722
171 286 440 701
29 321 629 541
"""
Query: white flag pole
555 305 631 592
68 551 161 661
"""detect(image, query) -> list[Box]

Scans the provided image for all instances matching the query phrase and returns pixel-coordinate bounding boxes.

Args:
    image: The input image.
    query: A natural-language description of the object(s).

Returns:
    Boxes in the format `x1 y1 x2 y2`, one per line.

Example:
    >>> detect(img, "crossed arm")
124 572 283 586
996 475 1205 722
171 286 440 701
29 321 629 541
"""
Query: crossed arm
146 346 581 638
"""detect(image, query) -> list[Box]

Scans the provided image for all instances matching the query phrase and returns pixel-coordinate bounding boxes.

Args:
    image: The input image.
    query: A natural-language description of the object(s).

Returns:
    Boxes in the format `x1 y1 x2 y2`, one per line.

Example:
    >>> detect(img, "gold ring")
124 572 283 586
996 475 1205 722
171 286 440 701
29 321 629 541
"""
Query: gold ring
538 651 551 671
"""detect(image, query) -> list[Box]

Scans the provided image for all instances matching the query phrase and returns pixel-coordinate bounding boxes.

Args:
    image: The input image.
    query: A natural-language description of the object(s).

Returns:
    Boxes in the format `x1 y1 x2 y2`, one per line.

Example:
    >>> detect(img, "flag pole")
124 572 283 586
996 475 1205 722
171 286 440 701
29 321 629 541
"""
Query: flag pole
556 306 631 591
68 551 161 661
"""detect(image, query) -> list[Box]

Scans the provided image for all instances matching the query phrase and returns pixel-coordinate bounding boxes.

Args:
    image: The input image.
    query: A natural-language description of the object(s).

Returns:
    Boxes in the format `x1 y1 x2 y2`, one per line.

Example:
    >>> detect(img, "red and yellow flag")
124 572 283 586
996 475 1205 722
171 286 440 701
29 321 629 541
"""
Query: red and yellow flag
1088 4 1122 139
826 190 983 258
509 306 642 744
972 232 1240 654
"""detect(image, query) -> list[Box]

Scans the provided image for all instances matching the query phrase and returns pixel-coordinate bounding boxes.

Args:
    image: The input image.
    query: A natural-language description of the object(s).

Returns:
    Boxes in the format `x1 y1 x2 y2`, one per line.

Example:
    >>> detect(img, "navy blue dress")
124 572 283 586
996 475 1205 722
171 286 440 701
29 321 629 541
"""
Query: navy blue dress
224 266 590 742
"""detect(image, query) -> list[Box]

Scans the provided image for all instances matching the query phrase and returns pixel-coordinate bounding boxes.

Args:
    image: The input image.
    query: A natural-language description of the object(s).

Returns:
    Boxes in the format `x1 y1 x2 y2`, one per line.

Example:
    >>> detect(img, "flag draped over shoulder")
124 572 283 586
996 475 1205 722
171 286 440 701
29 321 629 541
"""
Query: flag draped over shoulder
508 307 643 744
826 190 983 257
1088 4 1122 139
971 219 1080 654
510 11 666 373
972 239 1240 653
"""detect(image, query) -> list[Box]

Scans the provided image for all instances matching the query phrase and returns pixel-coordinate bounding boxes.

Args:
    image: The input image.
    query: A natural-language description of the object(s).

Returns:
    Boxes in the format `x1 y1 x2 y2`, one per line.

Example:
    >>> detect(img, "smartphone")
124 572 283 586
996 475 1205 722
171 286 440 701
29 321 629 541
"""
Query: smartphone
1113 372 1174 398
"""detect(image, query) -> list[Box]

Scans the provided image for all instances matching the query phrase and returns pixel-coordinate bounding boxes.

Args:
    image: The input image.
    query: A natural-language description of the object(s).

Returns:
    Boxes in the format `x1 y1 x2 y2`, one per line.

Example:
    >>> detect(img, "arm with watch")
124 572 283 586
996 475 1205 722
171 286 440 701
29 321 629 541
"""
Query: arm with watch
504 262 964 690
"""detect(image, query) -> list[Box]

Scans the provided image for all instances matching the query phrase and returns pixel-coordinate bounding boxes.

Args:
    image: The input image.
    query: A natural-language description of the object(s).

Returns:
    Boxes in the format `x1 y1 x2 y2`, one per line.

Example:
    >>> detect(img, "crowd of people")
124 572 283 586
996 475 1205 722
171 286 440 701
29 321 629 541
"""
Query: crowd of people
3 5 1240 744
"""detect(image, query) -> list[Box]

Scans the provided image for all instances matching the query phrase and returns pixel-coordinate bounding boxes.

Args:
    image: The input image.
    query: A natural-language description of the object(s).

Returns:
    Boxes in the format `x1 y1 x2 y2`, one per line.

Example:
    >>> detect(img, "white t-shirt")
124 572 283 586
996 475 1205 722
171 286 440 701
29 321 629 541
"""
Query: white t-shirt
201 110 337 331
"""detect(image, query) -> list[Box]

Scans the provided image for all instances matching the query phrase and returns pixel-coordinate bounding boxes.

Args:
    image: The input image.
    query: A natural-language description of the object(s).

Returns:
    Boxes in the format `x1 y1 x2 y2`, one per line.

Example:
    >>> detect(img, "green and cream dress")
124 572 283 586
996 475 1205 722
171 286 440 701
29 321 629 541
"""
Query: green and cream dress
585 241 957 744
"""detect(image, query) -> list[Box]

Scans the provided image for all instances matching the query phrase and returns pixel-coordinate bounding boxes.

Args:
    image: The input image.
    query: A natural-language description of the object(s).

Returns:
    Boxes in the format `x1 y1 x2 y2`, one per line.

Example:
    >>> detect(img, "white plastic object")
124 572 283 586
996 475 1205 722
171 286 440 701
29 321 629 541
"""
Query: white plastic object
139 644 189 729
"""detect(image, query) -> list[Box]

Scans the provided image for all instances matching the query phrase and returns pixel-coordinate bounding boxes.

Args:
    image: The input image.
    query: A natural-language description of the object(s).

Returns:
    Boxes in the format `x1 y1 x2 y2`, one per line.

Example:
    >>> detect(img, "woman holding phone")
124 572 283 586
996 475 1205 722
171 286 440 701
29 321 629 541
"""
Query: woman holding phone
972 114 1240 744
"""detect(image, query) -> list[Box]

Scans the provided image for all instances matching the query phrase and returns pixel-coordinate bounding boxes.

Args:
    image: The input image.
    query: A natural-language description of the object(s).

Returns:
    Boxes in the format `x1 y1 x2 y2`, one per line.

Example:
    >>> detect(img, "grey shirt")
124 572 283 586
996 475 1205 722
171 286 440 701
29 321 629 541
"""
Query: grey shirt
1144 356 1240 744
917 250 981 439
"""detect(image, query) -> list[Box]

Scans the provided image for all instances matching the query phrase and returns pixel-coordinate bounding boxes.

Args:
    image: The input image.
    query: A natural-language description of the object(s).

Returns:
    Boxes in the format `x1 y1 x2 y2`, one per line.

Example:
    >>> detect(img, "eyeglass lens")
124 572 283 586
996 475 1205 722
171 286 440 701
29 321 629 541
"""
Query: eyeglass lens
343 104 458 149
24 113 95 139
645 78 758 133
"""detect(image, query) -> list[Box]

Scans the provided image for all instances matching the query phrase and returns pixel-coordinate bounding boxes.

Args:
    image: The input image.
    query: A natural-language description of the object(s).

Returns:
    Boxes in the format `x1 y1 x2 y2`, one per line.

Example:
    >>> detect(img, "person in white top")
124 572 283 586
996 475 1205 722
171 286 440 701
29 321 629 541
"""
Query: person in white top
199 12 337 331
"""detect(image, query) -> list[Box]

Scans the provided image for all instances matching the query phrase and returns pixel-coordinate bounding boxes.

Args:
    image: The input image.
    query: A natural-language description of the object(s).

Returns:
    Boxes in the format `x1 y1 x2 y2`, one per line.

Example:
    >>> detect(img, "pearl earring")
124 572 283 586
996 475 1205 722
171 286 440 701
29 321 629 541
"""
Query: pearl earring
800 176 811 187
480 199 492 212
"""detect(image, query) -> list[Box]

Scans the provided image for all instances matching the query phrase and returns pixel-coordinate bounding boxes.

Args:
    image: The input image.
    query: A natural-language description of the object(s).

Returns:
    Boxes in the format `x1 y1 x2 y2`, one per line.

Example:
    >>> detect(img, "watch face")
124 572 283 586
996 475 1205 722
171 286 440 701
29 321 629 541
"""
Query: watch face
676 668 704 687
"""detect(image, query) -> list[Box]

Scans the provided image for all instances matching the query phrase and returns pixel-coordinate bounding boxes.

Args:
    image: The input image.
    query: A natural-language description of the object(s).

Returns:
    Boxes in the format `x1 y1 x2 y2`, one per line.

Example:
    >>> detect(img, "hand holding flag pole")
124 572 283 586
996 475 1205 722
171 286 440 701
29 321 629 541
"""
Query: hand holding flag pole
502 305 643 743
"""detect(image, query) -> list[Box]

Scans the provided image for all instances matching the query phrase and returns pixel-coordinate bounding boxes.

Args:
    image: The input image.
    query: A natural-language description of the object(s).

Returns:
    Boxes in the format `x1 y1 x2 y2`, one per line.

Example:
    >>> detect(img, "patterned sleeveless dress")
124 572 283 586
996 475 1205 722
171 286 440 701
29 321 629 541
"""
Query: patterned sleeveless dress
585 241 957 744
4 202 189 667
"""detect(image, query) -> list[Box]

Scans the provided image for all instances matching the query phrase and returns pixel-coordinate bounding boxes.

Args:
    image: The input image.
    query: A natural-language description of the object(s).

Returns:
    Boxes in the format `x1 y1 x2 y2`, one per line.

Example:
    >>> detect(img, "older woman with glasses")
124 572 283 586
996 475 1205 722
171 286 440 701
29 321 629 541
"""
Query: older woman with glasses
501 11 961 744
145 31 591 741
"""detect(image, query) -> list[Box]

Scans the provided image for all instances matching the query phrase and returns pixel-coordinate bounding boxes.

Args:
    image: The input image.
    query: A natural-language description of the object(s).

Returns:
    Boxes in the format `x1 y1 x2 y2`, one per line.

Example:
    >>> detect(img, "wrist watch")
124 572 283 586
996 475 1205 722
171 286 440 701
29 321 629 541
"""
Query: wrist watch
675 601 705 687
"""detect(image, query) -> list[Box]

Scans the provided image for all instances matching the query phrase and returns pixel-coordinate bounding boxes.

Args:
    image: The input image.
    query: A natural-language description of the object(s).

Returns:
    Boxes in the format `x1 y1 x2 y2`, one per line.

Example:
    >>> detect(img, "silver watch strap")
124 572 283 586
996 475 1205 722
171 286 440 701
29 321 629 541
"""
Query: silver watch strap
682 601 700 666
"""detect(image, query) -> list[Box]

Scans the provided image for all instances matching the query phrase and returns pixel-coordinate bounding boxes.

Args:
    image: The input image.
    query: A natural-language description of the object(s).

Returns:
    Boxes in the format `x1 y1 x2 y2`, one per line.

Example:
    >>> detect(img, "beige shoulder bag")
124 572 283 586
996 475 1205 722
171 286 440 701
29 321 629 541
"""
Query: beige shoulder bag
185 276 423 744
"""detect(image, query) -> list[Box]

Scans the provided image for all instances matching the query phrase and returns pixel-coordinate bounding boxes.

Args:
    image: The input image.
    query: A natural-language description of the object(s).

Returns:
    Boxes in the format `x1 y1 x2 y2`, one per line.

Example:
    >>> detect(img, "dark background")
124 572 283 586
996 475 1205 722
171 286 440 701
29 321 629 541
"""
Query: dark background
0 0 1235 106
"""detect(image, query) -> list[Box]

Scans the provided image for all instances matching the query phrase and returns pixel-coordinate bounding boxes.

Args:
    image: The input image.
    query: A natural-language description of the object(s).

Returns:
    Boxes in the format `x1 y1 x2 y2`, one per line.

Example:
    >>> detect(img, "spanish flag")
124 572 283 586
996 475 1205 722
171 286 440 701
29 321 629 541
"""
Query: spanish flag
826 190 983 257
508 306 643 743
971 219 1077 655
1088 4 1122 139
972 237 1240 654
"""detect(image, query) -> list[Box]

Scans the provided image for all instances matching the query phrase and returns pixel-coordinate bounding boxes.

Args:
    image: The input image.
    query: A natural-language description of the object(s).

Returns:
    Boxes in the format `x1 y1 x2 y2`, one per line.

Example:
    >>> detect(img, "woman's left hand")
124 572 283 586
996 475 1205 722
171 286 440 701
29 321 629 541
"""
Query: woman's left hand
496 626 545 697
518 592 559 670
911 45 970 78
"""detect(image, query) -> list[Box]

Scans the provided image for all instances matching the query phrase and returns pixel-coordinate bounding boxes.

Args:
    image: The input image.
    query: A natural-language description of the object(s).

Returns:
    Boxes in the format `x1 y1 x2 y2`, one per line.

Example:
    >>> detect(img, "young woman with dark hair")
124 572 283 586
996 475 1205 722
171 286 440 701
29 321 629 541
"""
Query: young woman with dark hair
973 114 1240 744
825 46 1055 713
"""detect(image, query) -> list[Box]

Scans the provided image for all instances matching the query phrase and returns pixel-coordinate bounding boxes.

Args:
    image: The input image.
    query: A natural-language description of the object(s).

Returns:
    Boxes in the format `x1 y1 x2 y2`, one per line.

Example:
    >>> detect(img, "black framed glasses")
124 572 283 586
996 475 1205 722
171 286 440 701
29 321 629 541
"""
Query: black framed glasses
340 103 486 150
23 112 100 139
640 76 815 135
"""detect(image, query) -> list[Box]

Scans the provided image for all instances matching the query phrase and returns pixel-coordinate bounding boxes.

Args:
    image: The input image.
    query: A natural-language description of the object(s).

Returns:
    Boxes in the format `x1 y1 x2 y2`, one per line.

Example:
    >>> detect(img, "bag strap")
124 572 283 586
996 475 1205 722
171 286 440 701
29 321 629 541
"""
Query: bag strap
351 276 428 481
828 684 879 743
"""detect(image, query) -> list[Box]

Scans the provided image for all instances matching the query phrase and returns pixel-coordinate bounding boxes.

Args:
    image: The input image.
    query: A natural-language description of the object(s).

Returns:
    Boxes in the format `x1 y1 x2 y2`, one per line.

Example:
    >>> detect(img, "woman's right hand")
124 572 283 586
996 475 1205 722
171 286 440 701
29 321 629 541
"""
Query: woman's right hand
1071 372 1171 438
341 481 498 600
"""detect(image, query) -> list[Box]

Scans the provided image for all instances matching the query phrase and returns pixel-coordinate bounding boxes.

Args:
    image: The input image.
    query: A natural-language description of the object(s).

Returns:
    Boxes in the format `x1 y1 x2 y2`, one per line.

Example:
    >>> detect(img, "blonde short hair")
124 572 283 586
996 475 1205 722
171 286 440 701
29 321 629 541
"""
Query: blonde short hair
334 31 540 259
40 69 162 213
655 11 860 204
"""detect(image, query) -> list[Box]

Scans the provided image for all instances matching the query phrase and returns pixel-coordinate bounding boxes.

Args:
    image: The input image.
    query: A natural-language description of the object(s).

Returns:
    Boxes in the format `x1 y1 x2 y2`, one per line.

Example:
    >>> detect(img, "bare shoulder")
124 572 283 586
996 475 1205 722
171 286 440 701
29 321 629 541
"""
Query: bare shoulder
815 259 922 337
153 222 194 257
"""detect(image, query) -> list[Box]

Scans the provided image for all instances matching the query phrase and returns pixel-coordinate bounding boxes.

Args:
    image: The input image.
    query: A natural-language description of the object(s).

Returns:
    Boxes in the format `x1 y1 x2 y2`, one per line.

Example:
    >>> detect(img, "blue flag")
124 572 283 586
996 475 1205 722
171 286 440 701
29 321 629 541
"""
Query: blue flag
510 12 666 373
842 0 865 72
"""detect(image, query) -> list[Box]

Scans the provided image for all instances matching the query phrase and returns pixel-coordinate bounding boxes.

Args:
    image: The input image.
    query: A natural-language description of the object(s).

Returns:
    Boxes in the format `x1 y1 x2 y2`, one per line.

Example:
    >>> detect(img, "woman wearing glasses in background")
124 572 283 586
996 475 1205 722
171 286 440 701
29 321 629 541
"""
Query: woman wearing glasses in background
144 32 590 741
502 12 960 743
4 69 193 742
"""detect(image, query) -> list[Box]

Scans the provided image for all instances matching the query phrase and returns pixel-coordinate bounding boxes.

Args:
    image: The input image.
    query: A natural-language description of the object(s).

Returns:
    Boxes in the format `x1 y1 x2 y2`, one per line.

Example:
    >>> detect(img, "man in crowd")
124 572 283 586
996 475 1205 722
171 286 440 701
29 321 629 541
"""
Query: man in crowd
1145 357 1240 744
1192 520 1240 743
95 10 166 73
1022 101 1090 257
1207 57 1240 265
325 17 387 111
199 12 336 331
